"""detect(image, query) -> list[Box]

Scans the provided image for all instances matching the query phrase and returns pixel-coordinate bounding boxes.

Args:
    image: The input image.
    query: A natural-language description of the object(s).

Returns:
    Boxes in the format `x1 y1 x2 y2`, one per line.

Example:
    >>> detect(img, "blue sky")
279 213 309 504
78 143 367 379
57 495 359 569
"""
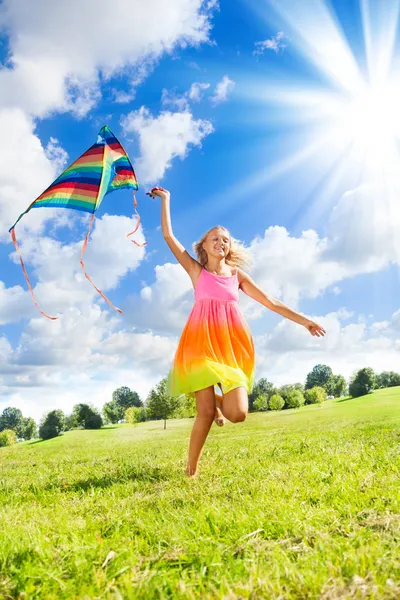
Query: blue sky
1 0 400 419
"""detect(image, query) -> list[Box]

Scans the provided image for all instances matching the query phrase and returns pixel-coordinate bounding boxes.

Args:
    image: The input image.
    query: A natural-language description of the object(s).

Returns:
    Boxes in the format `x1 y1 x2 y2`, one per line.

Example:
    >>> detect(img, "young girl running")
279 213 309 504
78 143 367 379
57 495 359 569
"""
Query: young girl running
148 186 326 478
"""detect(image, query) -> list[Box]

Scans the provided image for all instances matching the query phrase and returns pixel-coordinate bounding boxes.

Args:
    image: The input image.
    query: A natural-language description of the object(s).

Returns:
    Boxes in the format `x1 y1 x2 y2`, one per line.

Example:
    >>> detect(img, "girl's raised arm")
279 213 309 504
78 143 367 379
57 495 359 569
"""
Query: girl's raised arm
238 269 326 338
148 187 201 281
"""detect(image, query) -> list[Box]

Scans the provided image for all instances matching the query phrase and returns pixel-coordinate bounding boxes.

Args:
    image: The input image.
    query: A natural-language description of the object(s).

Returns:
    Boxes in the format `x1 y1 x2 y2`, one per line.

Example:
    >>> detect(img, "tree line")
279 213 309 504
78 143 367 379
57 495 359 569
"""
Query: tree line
1 365 399 446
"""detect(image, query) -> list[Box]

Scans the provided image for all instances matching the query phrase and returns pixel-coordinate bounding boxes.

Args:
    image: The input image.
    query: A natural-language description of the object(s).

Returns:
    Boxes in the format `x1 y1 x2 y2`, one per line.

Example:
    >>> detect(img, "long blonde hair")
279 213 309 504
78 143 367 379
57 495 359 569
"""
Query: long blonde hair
193 225 252 270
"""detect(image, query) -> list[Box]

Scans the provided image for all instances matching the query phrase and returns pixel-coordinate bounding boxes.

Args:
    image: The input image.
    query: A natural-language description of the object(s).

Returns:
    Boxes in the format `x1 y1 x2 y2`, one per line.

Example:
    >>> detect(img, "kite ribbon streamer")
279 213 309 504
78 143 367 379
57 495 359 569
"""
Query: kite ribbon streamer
126 191 147 247
80 214 122 314
10 228 58 321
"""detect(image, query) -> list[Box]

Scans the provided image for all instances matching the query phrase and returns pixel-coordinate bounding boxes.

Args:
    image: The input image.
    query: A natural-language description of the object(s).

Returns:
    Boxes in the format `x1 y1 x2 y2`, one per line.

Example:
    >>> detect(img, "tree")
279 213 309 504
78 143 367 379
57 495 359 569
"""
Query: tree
327 374 347 397
71 404 103 429
375 371 400 389
269 394 284 411
112 387 143 411
102 400 122 424
304 386 326 405
349 368 376 398
39 409 66 440
249 378 276 412
0 407 24 435
0 429 17 447
146 378 181 429
125 407 138 424
285 389 305 409
22 417 37 440
305 364 333 390
278 383 304 404
253 394 269 412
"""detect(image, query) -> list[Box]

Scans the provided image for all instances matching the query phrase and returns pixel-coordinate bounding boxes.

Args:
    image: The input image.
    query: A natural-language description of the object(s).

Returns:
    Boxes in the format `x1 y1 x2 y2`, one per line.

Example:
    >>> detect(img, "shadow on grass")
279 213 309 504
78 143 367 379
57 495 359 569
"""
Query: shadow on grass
37 465 171 494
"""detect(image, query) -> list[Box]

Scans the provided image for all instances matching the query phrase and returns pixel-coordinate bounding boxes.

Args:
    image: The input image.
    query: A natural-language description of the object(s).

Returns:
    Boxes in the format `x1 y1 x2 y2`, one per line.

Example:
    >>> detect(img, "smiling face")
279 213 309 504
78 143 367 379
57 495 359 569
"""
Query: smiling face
202 227 231 261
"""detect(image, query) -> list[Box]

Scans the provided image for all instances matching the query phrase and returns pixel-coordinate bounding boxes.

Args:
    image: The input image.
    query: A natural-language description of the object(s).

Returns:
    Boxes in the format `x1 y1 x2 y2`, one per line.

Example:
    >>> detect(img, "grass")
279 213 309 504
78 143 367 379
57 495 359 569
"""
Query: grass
0 388 399 599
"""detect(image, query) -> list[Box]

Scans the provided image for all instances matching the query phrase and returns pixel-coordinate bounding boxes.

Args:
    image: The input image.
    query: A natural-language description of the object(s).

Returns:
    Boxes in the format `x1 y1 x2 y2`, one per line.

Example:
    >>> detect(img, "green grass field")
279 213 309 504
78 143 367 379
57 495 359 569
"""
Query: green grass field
1 388 399 599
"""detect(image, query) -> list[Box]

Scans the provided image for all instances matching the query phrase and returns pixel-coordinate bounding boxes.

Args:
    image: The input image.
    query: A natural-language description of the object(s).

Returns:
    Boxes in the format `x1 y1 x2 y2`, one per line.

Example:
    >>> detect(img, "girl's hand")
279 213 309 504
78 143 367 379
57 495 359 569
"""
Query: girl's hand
146 186 170 199
304 319 326 337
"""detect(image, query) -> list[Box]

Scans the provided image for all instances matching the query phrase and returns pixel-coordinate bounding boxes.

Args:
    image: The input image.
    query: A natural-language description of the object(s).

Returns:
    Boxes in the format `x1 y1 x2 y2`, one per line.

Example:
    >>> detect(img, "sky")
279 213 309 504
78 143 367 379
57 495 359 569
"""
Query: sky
1 0 400 421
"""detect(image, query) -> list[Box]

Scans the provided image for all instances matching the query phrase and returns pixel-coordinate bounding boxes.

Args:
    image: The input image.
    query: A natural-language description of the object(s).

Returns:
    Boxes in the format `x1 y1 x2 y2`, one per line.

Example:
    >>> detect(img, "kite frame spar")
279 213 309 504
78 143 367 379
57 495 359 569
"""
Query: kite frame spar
9 125 144 320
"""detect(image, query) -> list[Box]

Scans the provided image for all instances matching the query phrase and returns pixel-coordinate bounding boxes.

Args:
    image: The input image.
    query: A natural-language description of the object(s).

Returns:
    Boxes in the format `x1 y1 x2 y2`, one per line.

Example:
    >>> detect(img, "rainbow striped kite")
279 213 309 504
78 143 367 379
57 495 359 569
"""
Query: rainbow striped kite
9 125 142 319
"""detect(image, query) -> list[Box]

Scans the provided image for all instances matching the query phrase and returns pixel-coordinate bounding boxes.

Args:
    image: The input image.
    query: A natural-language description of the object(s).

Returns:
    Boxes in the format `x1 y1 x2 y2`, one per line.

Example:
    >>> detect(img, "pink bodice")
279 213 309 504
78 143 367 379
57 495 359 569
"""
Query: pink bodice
194 268 239 303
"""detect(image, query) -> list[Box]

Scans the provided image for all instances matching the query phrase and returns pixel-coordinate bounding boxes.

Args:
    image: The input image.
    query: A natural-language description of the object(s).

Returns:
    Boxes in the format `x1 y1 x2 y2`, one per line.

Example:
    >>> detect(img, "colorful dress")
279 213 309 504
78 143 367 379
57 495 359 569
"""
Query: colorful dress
167 268 255 397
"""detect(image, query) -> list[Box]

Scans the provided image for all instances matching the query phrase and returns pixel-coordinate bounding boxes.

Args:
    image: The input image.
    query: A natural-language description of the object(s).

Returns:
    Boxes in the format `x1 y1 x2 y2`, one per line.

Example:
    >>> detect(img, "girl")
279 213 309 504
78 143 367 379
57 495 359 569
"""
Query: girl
148 186 326 478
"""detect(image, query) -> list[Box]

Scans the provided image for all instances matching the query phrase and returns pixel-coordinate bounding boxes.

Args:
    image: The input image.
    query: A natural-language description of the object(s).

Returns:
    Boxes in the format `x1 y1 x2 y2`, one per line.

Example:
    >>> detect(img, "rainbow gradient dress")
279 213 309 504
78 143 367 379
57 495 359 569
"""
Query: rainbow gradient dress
167 268 255 397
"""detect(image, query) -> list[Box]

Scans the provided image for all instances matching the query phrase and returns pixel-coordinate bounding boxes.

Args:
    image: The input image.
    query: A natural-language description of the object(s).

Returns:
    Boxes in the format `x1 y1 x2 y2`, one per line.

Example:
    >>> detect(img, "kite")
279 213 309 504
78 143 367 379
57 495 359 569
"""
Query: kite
9 125 144 320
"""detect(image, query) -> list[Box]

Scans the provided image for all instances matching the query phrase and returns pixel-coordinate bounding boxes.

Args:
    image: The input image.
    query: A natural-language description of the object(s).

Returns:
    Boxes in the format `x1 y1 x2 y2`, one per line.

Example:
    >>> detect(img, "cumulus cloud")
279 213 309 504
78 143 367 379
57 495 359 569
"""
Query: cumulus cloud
121 106 214 183
3 214 146 324
0 0 217 117
210 75 235 104
254 32 287 55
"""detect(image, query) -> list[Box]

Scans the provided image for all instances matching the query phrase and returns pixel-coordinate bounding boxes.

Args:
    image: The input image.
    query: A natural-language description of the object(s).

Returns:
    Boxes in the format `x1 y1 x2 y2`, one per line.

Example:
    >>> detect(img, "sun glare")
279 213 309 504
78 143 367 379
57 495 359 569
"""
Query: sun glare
343 84 400 161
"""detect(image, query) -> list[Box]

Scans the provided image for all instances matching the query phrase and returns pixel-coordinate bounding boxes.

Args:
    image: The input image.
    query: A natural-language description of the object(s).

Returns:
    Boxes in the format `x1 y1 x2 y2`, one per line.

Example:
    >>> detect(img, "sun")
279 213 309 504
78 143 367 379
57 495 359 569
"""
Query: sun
341 82 400 164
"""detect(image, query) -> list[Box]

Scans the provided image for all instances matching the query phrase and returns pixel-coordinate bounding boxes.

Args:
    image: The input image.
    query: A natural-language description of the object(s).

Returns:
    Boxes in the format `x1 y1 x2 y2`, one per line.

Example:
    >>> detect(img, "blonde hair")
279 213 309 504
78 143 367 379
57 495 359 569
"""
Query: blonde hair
193 225 252 270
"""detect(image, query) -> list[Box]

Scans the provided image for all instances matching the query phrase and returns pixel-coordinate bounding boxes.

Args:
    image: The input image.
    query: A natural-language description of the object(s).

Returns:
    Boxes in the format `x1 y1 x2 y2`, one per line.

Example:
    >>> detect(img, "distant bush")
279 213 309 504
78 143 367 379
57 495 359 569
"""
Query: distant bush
349 368 375 398
253 394 268 412
123 407 141 423
285 390 305 409
304 386 326 405
268 394 284 411
0 429 17 447
39 409 66 440
84 413 103 429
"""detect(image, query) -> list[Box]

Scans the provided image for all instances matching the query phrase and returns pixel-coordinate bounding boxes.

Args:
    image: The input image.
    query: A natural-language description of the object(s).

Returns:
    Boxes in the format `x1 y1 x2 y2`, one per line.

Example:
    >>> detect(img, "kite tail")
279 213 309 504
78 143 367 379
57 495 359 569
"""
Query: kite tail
126 190 147 247
80 214 123 314
10 228 58 321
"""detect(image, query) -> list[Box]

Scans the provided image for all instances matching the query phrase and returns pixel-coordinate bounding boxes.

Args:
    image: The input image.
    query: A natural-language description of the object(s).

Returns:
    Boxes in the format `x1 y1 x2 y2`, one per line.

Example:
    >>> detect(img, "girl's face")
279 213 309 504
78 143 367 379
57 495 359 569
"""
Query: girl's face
203 228 230 260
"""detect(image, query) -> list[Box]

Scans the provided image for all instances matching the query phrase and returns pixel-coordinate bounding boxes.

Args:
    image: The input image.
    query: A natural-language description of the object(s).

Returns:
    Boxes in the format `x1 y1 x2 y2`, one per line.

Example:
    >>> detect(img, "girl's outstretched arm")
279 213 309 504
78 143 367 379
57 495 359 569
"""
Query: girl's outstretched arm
148 187 201 281
238 270 326 337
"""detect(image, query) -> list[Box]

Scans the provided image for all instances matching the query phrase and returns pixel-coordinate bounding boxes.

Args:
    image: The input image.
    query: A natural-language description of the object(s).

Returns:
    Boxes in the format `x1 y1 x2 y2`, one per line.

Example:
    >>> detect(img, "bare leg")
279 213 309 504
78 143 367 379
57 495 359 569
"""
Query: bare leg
220 387 248 423
186 386 216 477
214 384 226 426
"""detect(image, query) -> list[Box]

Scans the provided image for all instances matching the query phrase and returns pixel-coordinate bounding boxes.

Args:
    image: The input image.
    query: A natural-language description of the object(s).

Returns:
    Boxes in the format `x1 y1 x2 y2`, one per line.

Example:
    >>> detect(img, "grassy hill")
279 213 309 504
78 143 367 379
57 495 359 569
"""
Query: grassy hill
1 388 399 599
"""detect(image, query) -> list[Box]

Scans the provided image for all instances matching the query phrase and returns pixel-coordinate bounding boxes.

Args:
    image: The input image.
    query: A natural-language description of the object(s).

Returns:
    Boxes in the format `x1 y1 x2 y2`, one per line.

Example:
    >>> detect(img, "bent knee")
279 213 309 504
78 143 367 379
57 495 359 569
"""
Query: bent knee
230 411 247 423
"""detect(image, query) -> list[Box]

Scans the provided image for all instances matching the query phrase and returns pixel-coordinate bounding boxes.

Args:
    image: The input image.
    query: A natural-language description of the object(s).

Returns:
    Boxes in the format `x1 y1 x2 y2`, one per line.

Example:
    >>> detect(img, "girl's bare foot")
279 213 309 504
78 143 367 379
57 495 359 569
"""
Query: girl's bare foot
214 405 226 427
185 466 198 478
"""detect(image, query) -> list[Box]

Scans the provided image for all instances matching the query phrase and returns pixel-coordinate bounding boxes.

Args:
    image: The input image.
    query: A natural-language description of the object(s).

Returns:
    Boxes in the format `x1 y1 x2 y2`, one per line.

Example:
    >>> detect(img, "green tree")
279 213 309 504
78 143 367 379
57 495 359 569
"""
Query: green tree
375 371 400 389
269 394 285 411
39 409 66 440
305 364 333 390
0 407 24 435
125 407 138 424
253 394 269 412
146 378 181 429
71 404 103 429
304 386 326 405
112 387 143 411
327 374 347 397
349 368 376 398
22 417 37 440
278 383 304 404
285 389 305 409
102 400 122 424
249 378 276 412
173 395 197 419
0 429 17 447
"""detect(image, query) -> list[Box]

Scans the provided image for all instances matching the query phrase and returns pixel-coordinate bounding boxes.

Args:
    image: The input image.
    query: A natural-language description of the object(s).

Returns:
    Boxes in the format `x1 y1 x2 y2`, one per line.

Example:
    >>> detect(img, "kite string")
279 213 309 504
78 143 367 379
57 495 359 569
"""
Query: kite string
126 190 147 247
80 213 123 314
10 228 58 321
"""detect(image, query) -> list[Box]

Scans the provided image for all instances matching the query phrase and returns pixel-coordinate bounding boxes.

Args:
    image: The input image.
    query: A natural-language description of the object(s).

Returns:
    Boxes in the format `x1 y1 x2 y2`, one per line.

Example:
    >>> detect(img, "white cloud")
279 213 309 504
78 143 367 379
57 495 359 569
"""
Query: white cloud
162 81 211 109
0 108 66 240
210 75 235 104
0 0 217 117
121 106 214 183
3 214 146 324
254 31 287 55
